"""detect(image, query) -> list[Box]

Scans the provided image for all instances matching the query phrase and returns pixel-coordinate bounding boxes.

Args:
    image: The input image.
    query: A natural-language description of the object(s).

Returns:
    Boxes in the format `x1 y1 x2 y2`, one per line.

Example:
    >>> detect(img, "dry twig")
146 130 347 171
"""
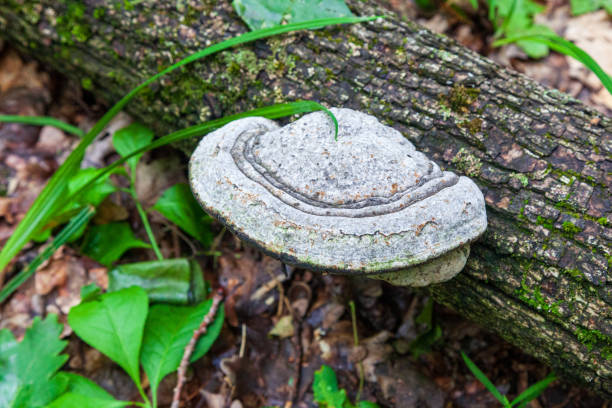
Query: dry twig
171 289 224 408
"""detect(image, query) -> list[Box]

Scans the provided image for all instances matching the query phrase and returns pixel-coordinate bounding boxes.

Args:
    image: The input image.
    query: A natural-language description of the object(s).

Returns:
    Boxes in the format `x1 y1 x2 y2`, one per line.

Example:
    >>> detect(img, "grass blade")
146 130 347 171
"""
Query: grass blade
461 351 510 407
509 373 556 407
0 16 378 280
494 33 612 95
0 115 85 137
0 206 95 303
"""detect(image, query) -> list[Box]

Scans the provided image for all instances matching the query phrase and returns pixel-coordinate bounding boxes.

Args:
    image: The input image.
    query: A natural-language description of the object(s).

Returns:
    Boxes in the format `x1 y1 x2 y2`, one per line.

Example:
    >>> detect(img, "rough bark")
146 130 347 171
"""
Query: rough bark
1 0 611 397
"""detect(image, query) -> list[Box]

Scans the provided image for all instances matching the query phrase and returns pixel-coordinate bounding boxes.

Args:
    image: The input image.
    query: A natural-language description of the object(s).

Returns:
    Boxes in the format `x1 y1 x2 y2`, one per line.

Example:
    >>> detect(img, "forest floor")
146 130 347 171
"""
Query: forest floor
0 0 610 406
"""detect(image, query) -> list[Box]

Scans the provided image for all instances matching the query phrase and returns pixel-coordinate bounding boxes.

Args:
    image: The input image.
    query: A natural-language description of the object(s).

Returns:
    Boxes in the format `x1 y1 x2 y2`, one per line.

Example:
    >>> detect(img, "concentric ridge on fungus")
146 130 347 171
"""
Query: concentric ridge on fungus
190 108 487 286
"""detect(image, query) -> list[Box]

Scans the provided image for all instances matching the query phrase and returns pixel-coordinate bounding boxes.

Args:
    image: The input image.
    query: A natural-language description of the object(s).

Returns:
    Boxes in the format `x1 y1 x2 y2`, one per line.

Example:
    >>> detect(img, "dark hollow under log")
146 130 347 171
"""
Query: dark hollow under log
0 0 611 397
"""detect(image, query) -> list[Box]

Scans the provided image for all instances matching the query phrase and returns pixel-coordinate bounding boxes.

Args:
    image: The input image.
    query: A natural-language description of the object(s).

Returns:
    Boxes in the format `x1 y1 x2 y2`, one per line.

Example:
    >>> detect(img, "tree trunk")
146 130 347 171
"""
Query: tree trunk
1 0 611 397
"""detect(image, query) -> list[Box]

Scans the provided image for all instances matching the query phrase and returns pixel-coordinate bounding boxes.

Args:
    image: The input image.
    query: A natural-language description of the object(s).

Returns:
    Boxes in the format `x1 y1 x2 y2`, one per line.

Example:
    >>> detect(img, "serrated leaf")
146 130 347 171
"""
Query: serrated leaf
233 0 354 31
313 365 348 408
112 123 154 174
0 315 69 408
81 222 150 266
68 286 149 388
141 299 224 405
152 184 214 247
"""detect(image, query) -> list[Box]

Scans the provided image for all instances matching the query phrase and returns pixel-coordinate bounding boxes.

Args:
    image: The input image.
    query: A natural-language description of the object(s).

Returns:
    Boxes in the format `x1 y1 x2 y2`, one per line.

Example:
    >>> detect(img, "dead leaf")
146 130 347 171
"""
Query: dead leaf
0 49 49 92
268 315 294 338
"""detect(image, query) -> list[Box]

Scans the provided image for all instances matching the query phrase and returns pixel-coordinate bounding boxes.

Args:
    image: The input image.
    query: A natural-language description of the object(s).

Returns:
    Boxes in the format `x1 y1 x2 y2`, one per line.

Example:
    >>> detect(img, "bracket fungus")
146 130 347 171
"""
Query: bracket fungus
189 108 487 286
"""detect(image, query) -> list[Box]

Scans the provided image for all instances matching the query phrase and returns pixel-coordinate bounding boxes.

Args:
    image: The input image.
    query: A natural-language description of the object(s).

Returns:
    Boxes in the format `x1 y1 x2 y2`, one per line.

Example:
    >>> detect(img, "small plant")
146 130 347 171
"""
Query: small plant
313 365 379 408
461 351 556 407
0 286 224 408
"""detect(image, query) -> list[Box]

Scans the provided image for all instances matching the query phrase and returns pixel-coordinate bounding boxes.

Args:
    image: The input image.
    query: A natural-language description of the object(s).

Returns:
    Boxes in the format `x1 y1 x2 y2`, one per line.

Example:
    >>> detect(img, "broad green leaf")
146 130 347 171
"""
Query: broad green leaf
313 365 348 408
233 0 354 31
108 258 206 304
31 168 117 243
0 315 69 408
68 168 118 207
68 286 149 387
152 183 214 247
80 222 150 266
112 123 154 174
513 25 555 59
47 373 130 408
47 393 129 408
141 299 224 406
491 0 551 58
80 283 103 302
461 351 510 407
57 372 116 400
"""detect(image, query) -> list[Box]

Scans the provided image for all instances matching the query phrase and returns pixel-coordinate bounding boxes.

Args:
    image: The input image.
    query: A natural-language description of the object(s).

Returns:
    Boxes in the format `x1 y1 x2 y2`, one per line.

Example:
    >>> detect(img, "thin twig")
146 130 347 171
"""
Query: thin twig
171 289 224 408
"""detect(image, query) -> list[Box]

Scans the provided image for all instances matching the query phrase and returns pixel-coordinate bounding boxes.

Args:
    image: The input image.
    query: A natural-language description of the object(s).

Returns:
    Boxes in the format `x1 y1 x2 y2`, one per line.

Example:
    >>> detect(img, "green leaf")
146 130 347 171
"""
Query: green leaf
57 372 116 400
108 258 206 304
510 372 556 407
48 373 130 408
0 315 69 408
68 168 118 207
313 365 348 408
461 351 510 407
80 283 103 302
80 222 150 266
152 183 214 247
493 33 612 95
513 25 555 59
141 298 224 406
0 115 84 137
357 402 380 408
233 0 354 31
112 123 154 174
68 286 149 388
47 393 129 408
570 0 611 14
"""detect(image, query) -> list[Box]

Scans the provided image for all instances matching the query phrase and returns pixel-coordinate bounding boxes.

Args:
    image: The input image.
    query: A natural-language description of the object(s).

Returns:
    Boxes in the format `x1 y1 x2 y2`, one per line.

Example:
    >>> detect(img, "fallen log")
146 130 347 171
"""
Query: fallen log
1 0 610 397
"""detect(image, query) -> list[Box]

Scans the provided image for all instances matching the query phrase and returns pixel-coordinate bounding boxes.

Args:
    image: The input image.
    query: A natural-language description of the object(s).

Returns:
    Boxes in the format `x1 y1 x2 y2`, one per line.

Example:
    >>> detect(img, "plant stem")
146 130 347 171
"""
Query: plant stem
171 290 224 408
349 300 365 402
129 175 163 260
136 382 152 408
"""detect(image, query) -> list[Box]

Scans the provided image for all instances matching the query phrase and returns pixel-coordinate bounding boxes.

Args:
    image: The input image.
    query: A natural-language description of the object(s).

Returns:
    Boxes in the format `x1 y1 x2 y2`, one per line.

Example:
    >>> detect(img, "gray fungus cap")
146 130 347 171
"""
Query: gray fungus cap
189 108 487 286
